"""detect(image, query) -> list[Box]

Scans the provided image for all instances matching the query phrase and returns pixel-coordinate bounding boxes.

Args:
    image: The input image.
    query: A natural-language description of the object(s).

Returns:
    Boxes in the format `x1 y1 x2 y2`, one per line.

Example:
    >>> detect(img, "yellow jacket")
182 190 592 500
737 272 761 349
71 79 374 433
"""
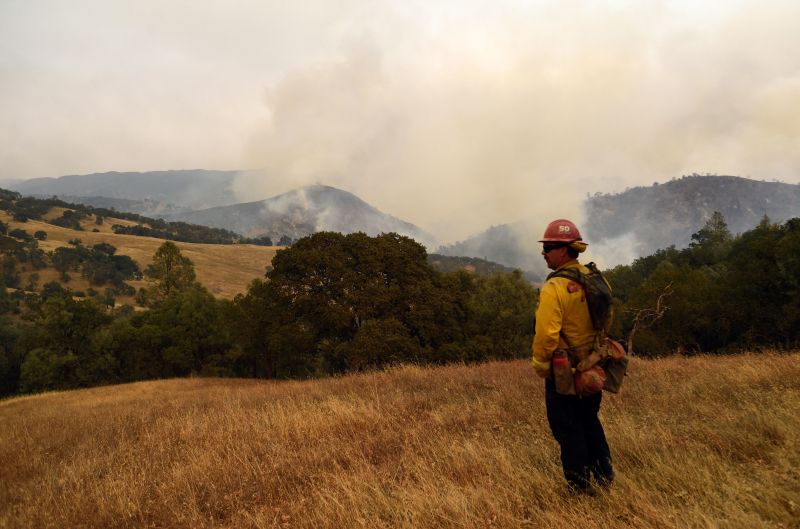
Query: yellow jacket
532 260 597 378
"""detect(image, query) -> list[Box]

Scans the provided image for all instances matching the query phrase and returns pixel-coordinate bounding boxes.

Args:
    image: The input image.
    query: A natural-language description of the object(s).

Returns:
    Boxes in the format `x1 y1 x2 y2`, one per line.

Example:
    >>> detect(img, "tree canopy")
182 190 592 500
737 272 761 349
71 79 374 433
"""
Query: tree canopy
608 213 800 355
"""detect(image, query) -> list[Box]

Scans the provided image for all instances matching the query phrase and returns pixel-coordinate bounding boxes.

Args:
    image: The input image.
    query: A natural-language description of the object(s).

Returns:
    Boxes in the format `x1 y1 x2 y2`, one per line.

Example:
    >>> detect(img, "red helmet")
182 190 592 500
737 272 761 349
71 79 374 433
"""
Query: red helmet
539 218 582 243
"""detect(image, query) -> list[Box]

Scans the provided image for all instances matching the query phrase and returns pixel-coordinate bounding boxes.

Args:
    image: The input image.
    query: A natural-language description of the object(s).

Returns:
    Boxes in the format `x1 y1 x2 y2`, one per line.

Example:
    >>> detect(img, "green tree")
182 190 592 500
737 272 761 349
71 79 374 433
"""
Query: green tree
621 262 727 356
235 232 528 377
777 218 800 344
24 273 39 292
337 318 420 371
688 211 733 266
229 279 284 378
0 316 22 396
468 270 537 360
8 228 32 241
108 284 235 379
19 294 113 392
143 241 197 304
0 274 9 314
52 246 85 281
92 242 116 255
1 256 20 288
723 217 787 346
263 232 448 373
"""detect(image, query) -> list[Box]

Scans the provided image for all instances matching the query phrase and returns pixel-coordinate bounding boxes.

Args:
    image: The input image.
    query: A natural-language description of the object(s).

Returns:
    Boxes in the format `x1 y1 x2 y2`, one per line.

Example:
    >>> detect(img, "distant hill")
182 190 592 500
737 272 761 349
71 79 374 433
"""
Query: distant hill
6 169 240 211
167 184 439 249
585 174 800 256
0 189 277 301
7 173 439 248
438 175 800 270
436 223 546 277
50 195 191 217
427 254 541 282
0 210 277 301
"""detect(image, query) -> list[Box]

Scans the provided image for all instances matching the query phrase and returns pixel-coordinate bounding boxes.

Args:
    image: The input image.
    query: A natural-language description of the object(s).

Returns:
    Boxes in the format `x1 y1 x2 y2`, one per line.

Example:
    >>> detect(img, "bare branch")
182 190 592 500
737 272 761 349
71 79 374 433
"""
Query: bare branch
626 282 673 355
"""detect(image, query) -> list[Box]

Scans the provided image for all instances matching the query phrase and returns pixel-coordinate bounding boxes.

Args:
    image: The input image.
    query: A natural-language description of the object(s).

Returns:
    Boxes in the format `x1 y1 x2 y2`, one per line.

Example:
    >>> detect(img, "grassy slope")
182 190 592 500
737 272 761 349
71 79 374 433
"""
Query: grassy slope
0 210 278 300
1 353 798 529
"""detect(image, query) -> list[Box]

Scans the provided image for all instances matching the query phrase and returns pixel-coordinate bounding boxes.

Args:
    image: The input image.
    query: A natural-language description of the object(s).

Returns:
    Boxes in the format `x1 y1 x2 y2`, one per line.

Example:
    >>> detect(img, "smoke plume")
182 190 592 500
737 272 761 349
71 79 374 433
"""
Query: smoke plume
2 0 799 250
234 1 800 245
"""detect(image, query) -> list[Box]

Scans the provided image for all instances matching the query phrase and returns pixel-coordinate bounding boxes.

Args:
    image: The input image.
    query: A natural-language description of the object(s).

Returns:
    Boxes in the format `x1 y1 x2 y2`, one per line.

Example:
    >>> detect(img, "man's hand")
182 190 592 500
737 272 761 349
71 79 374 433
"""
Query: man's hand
532 358 551 378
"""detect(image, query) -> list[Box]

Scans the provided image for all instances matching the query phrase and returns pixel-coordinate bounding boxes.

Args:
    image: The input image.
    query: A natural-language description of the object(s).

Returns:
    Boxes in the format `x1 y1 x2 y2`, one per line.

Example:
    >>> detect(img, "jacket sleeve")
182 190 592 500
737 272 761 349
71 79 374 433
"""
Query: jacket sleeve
532 281 563 378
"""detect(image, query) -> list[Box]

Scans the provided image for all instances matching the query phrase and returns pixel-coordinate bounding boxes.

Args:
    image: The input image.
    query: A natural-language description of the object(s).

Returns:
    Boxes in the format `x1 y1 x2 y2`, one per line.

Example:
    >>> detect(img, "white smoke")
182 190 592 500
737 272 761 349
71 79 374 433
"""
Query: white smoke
259 188 310 225
234 0 800 244
588 232 644 269
2 0 799 250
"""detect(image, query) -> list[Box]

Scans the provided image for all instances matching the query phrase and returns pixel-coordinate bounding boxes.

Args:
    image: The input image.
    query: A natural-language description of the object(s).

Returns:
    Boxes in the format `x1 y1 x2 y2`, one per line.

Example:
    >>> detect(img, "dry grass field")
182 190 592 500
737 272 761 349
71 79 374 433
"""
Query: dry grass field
1 353 798 529
0 210 278 299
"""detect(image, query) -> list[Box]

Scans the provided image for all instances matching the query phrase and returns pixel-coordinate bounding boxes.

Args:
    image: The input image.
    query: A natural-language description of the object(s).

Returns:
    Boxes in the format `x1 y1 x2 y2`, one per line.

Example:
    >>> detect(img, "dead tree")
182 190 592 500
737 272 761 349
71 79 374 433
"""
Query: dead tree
625 282 673 355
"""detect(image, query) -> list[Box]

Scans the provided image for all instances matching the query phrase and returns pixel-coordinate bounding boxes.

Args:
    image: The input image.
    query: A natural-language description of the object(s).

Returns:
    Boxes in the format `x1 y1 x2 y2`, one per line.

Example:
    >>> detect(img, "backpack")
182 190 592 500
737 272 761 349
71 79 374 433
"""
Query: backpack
547 262 613 332
548 262 627 395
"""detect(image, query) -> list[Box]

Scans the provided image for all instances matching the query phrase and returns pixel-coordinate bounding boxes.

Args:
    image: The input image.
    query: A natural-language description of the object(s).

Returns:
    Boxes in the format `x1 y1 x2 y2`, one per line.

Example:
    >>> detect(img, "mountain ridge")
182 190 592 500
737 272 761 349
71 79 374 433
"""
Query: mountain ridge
9 171 799 270
438 175 800 271
7 169 241 211
6 172 438 248
167 184 438 247
585 174 800 256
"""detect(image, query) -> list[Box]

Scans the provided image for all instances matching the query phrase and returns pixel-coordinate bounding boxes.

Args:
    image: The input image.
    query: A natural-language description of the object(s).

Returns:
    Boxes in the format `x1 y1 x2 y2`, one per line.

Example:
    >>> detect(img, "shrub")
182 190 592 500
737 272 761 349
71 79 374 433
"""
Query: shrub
8 229 32 241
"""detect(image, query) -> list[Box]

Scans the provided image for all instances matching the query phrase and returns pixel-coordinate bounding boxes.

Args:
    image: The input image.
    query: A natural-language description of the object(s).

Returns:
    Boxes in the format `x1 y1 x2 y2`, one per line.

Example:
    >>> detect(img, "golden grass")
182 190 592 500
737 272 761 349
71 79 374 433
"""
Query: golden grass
0 211 278 299
1 353 798 529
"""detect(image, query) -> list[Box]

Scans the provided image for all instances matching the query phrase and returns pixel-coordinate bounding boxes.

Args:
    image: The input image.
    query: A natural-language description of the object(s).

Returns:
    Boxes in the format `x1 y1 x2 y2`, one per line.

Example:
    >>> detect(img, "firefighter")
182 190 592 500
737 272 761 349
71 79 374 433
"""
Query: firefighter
532 218 614 493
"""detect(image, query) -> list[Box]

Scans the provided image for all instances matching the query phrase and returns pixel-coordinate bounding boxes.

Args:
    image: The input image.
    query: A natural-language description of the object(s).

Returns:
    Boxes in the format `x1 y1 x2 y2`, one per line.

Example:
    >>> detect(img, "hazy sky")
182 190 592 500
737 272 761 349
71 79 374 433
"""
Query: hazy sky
2 0 799 241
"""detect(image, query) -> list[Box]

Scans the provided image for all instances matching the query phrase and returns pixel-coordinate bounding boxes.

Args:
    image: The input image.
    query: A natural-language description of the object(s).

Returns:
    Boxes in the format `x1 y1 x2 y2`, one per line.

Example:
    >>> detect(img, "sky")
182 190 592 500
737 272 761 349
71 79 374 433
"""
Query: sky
1 0 799 242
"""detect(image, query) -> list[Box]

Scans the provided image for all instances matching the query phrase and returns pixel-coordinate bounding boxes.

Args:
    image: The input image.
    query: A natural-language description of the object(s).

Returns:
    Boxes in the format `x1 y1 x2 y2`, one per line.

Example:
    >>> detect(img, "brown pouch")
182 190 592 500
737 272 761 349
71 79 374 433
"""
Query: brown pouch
575 365 606 396
552 350 576 395
601 338 628 393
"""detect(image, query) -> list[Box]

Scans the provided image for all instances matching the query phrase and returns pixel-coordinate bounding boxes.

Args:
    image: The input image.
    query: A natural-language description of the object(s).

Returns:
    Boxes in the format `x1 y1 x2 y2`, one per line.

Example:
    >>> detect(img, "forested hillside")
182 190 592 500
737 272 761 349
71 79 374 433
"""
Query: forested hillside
4 176 799 400
437 223 544 277
439 175 800 271
586 174 800 256
608 212 800 355
427 254 539 282
0 230 537 396
166 184 438 248
0 188 278 304
0 187 277 245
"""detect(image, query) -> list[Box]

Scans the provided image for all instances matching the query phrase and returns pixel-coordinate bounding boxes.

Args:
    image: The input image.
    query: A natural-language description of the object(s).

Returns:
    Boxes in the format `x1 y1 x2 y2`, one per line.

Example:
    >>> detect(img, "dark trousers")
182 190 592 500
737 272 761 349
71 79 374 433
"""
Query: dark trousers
545 378 613 490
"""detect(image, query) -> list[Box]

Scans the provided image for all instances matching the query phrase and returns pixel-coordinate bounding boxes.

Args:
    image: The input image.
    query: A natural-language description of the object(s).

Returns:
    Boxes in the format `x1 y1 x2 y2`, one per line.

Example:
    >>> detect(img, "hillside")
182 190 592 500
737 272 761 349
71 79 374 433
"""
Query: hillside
585 174 800 257
438 175 800 270
0 209 277 300
427 253 540 282
50 195 191 217
5 169 241 212
1 353 797 529
7 174 440 249
167 184 438 249
437 223 545 277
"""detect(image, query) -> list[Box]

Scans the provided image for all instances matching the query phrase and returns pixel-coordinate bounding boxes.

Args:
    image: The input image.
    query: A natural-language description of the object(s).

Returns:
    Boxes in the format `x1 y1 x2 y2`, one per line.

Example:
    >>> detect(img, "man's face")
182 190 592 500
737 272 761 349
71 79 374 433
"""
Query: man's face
542 244 569 270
